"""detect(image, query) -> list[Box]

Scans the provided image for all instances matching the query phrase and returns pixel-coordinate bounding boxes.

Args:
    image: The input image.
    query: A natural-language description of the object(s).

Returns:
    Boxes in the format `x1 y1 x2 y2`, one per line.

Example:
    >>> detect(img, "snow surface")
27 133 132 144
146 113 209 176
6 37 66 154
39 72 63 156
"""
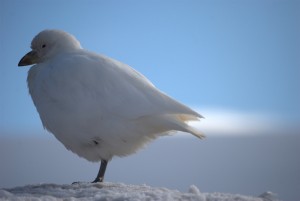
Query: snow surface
0 183 278 201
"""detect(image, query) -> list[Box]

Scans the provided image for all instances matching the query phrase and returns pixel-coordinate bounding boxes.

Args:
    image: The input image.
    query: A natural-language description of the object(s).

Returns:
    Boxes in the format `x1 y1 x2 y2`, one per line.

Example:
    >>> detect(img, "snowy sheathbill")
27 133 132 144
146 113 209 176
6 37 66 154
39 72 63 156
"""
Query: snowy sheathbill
18 30 204 183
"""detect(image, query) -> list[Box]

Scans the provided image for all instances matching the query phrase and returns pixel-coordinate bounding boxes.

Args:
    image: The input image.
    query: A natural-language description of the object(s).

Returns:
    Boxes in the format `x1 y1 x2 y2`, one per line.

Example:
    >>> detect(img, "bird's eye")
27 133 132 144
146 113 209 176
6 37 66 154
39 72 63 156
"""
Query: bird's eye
41 44 46 48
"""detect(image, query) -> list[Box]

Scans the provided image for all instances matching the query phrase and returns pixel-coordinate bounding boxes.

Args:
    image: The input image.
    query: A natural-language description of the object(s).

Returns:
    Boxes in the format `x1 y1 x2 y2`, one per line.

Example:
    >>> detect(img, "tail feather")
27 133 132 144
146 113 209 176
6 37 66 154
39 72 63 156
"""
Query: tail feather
136 114 205 139
175 114 205 139
184 125 205 139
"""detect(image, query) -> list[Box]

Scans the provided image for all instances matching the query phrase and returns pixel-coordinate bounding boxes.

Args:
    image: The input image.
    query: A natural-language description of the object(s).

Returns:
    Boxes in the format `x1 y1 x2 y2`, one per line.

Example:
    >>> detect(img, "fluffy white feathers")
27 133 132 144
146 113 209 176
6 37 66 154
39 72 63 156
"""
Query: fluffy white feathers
20 30 204 162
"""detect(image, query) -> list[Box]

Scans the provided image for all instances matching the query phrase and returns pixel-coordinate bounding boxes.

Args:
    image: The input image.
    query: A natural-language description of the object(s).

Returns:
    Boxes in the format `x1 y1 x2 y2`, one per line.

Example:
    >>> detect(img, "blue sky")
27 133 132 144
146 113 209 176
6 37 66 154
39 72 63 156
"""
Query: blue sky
0 0 299 133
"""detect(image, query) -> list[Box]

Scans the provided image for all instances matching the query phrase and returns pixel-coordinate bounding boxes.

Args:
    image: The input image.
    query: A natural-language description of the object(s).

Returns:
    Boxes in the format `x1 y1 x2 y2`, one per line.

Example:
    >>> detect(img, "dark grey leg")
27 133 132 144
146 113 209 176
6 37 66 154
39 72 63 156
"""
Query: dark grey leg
92 160 108 183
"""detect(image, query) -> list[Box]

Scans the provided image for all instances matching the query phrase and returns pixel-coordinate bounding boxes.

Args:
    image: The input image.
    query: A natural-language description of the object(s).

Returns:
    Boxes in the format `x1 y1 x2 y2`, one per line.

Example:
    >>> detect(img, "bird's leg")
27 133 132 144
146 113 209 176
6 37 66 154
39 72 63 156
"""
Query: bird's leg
92 160 108 183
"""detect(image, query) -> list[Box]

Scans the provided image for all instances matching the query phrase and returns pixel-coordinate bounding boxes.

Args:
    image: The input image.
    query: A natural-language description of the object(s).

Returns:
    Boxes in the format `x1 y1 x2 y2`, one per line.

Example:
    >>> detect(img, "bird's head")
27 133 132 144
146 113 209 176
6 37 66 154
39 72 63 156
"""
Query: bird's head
18 29 82 66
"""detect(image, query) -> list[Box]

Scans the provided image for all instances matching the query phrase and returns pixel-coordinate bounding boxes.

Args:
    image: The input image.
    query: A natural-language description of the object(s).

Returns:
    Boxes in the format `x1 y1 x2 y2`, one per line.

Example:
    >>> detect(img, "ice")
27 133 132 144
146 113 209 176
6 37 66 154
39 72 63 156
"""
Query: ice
0 183 278 201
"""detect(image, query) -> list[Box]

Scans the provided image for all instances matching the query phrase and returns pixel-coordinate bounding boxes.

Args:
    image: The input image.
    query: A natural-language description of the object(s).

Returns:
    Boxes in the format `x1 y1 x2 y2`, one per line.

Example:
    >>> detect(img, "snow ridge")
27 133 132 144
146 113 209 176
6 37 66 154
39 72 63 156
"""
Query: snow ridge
0 183 278 201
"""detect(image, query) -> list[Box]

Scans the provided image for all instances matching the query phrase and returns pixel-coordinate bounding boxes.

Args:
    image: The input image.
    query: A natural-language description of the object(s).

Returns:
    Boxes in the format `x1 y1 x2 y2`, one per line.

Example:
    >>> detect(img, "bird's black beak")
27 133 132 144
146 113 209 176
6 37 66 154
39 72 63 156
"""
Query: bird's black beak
18 50 39 66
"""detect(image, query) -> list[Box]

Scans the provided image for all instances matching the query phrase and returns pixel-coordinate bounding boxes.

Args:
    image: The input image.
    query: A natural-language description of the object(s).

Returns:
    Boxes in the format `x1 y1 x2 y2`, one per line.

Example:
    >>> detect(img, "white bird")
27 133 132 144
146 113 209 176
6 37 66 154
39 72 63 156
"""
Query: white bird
18 29 204 183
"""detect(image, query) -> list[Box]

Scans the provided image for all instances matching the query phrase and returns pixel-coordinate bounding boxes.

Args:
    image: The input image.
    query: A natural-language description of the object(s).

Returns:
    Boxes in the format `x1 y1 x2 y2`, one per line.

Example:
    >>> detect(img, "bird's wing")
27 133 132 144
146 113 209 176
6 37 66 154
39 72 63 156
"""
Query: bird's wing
89 51 201 116
42 50 203 138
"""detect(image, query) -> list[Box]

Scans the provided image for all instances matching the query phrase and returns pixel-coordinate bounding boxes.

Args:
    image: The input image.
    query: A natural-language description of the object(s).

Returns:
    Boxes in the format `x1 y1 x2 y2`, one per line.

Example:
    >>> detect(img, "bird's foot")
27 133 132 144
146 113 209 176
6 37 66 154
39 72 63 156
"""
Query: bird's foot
72 181 87 185
71 178 103 185
91 177 103 183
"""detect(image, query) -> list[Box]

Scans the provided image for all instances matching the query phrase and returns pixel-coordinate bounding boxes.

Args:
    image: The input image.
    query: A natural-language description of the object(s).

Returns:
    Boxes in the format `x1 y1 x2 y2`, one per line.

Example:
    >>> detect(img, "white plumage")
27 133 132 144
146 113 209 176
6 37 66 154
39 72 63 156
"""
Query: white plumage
19 30 204 182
